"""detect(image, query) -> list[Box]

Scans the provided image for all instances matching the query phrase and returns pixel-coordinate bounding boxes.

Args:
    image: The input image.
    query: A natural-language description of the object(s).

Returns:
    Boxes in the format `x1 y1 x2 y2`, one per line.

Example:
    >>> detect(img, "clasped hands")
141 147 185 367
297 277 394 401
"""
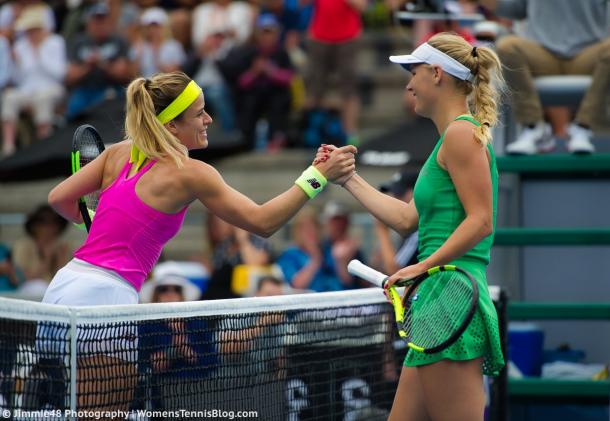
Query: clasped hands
312 144 357 186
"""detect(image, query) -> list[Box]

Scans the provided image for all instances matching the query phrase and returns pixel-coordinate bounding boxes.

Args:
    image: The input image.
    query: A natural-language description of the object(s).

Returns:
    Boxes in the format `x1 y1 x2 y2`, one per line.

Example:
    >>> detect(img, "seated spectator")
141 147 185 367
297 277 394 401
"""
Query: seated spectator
184 0 255 135
202 214 273 300
65 2 132 120
227 13 295 151
277 206 361 292
157 0 198 50
1 6 66 157
191 0 254 49
321 201 365 288
130 7 186 78
482 0 610 154
0 236 24 292
0 34 12 153
138 274 217 413
216 275 286 418
12 205 71 283
0 0 55 42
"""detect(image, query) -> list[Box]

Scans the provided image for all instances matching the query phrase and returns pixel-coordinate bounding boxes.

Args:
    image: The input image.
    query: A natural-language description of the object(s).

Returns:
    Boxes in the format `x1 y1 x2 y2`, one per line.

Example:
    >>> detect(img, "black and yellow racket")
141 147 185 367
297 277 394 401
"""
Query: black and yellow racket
348 260 479 354
71 124 105 232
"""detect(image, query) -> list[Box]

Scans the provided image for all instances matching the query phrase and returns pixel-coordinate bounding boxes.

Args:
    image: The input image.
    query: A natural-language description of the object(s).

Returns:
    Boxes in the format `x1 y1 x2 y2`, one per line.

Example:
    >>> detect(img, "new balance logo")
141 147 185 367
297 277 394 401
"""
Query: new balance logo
307 178 321 189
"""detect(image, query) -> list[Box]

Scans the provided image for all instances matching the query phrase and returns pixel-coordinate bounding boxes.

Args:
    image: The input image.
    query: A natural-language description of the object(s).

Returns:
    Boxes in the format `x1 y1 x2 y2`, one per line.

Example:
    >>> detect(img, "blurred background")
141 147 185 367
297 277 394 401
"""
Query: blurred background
0 0 609 419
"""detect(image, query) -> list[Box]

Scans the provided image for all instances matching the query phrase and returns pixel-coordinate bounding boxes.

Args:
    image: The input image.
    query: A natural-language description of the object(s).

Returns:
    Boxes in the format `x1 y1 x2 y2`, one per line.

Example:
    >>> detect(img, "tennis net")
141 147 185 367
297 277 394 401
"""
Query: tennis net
0 289 400 420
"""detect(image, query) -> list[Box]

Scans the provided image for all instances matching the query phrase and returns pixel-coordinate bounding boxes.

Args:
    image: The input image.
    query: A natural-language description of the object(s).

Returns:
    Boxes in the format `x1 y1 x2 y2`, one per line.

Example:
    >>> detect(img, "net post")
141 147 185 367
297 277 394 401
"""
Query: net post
69 309 78 420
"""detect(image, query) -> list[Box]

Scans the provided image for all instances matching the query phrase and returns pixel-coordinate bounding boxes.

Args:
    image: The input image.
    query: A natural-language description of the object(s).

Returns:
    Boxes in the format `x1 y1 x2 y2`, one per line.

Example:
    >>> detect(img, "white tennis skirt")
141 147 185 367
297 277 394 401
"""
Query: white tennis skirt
43 258 139 306
39 259 139 362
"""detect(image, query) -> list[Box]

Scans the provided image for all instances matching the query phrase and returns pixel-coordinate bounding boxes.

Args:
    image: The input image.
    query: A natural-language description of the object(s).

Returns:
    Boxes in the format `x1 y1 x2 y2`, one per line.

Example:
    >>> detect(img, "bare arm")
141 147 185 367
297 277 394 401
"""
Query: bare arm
234 228 270 265
186 146 356 238
343 174 418 237
47 147 111 223
290 258 321 289
385 123 493 285
346 0 368 12
374 219 400 274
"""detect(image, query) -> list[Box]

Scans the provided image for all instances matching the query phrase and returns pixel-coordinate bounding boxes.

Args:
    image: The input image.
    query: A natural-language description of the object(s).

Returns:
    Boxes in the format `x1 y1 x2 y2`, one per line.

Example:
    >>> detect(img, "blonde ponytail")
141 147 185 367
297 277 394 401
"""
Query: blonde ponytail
124 72 193 168
427 33 505 146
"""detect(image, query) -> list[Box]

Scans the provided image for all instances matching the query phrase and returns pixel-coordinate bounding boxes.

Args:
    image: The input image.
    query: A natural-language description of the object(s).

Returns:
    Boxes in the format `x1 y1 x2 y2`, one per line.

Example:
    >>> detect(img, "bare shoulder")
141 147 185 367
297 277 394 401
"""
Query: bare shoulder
103 140 130 162
443 121 485 157
179 158 225 192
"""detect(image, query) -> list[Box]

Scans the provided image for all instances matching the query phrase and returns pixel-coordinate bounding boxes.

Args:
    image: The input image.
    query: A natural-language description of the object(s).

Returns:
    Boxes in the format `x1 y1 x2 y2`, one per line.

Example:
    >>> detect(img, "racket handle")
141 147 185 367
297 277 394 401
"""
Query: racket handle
347 260 387 288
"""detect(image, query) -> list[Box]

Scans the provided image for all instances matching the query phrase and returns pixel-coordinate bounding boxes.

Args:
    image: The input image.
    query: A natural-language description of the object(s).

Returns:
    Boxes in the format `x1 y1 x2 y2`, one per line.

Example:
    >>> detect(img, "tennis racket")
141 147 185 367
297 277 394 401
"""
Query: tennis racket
71 124 105 232
348 260 479 354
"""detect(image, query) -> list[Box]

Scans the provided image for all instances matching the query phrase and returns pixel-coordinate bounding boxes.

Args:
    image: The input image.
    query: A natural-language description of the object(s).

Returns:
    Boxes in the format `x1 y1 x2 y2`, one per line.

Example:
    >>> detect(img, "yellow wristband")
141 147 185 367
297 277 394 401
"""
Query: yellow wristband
295 166 327 199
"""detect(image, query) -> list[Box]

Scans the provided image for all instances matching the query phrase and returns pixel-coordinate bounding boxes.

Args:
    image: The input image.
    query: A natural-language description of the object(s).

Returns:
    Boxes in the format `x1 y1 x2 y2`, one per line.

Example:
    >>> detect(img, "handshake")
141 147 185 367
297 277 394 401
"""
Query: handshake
312 144 358 187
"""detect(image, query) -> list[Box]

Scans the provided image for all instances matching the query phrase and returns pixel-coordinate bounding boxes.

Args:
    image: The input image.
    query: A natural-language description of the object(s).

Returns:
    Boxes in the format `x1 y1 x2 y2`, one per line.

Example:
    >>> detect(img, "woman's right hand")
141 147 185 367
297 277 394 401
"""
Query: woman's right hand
313 145 357 184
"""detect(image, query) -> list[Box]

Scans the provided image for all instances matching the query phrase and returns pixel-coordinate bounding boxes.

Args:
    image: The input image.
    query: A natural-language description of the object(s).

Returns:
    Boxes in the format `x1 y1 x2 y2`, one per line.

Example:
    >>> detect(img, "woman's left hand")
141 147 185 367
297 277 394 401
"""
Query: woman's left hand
384 263 428 289
313 144 356 184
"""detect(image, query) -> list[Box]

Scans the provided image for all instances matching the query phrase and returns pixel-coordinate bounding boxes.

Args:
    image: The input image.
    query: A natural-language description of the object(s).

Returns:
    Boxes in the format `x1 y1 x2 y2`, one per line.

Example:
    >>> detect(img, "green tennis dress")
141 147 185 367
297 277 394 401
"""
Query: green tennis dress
405 115 505 376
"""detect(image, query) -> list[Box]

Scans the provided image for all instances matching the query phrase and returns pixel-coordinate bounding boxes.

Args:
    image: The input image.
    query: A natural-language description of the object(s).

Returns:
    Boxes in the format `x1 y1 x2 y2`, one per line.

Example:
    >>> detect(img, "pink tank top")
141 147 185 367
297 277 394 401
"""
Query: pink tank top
75 160 188 291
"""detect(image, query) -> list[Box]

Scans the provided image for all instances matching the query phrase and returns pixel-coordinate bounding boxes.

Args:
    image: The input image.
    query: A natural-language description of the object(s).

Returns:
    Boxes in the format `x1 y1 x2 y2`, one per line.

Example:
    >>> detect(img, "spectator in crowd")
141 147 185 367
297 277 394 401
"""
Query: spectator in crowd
258 0 312 72
481 0 610 154
184 0 254 134
321 201 366 288
65 2 132 120
216 274 286 418
12 205 71 284
229 13 295 151
0 0 55 42
0 35 12 142
373 170 419 274
138 274 217 414
303 0 366 146
202 214 273 300
130 7 186 78
0 235 23 292
157 0 198 50
183 34 237 134
276 207 326 291
277 205 362 292
191 0 254 49
0 35 10 87
1 6 67 157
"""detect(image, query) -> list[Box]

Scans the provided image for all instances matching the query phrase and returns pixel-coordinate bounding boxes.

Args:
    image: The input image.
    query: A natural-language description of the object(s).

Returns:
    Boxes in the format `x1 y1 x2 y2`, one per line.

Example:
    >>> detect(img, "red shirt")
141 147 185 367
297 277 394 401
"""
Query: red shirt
309 0 362 43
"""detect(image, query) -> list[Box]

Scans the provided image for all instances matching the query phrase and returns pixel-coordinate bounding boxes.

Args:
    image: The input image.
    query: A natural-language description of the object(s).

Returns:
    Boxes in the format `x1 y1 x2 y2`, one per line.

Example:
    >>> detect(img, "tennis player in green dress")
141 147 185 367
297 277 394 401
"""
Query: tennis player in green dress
317 32 506 420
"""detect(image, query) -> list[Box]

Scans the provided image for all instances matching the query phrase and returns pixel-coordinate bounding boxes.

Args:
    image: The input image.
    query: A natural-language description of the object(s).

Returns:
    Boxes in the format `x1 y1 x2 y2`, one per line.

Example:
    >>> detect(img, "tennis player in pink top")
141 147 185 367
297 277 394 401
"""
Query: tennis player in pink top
44 71 356 413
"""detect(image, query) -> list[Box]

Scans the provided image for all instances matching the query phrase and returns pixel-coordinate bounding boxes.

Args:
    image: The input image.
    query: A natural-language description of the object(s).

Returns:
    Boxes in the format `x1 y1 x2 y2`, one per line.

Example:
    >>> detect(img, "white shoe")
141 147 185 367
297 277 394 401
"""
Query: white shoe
506 122 555 155
567 124 595 154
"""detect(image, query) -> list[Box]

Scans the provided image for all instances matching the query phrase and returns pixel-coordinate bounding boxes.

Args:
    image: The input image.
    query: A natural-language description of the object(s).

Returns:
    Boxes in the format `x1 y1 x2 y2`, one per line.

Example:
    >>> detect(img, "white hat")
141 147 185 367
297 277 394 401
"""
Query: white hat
140 7 168 26
390 42 475 83
140 275 200 303
322 201 350 220
14 6 47 31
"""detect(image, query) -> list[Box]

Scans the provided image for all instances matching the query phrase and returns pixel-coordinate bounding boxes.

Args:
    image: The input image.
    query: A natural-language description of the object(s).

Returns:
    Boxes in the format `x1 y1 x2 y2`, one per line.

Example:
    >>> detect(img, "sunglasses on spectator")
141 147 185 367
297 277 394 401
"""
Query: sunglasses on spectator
157 285 182 294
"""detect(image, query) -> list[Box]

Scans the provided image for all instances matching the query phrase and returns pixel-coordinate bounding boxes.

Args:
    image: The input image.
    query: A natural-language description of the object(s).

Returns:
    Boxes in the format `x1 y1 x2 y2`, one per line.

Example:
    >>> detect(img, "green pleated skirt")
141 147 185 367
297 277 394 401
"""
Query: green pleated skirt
403 261 505 376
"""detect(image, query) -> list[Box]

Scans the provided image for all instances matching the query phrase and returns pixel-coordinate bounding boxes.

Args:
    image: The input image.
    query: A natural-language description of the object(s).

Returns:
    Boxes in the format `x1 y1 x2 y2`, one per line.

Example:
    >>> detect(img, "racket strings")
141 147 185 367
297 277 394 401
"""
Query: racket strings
77 129 103 211
404 272 475 349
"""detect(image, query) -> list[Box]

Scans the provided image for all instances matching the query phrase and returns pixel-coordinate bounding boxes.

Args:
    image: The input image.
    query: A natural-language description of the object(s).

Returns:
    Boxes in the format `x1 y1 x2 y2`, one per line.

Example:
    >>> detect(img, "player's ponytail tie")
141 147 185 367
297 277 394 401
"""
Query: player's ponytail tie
130 145 148 171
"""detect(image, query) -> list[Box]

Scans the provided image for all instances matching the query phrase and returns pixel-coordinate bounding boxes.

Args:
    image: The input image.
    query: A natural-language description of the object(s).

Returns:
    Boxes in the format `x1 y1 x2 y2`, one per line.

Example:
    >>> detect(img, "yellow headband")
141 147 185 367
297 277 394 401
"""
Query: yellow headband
156 80 202 124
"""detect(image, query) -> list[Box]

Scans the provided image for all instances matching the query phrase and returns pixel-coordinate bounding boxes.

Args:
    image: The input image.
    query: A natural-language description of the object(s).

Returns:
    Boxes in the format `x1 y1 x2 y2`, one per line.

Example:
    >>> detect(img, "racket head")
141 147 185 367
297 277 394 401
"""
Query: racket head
71 124 105 231
402 265 479 354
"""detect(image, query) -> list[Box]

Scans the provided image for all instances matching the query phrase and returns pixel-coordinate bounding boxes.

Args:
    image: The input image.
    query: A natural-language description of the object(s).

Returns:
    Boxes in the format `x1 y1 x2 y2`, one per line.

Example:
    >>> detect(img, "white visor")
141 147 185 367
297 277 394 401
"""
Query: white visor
390 43 475 83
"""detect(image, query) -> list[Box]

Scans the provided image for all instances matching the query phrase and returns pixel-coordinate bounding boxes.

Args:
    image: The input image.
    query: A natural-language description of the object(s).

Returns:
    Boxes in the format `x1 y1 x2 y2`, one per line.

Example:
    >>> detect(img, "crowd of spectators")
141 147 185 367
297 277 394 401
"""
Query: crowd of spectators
1 0 606 159
0 0 369 158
